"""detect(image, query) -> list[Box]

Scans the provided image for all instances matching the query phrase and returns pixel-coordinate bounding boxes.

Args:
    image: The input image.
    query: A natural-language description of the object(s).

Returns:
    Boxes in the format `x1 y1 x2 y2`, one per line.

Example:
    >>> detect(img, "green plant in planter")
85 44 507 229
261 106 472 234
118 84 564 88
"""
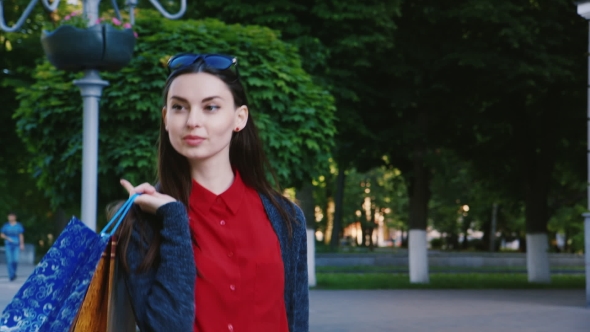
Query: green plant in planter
46 10 136 34
41 11 137 72
41 10 85 30
96 16 137 37
56 10 87 28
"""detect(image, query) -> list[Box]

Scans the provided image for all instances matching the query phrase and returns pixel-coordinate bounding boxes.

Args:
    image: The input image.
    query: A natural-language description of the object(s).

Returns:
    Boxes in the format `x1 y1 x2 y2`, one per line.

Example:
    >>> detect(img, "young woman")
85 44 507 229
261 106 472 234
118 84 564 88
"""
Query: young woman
118 53 309 332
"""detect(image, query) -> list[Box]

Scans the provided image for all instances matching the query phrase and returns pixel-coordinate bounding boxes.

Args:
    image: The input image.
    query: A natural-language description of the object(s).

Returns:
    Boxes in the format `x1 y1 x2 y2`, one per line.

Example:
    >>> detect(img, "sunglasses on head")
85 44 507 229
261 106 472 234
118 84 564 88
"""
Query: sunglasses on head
167 53 238 75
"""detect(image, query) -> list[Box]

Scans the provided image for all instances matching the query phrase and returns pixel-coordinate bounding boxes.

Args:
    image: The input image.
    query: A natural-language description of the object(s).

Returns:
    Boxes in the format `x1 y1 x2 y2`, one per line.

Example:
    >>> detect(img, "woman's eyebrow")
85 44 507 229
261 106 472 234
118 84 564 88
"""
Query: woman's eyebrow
169 95 189 103
201 96 224 102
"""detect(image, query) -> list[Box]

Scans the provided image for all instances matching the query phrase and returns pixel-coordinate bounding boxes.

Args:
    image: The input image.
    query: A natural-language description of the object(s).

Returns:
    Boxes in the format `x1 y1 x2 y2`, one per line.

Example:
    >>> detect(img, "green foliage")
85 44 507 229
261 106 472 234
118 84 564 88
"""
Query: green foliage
340 166 408 229
0 5 55 254
14 10 336 211
428 149 532 251
547 161 586 253
548 204 586 253
312 164 408 246
45 10 89 29
193 0 401 165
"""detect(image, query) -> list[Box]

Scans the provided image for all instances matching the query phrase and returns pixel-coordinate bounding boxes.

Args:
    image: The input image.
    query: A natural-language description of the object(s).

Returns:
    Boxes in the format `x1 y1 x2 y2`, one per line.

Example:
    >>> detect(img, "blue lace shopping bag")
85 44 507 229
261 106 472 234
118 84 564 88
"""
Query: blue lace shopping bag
0 194 138 332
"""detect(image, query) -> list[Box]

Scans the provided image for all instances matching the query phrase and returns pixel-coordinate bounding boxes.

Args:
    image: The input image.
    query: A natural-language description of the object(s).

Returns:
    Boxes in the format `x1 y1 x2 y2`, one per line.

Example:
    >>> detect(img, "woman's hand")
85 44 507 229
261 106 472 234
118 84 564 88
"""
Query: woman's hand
120 179 177 215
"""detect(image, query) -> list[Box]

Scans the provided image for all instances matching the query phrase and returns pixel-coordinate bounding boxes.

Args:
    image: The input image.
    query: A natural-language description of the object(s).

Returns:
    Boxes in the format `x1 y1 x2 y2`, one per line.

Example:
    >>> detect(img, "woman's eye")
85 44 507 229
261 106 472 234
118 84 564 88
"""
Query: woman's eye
205 105 220 112
171 104 185 111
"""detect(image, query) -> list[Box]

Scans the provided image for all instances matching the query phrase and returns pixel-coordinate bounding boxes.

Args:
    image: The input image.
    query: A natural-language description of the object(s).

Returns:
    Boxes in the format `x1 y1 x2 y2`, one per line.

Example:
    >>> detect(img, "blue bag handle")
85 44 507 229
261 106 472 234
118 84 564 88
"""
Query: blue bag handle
100 193 140 237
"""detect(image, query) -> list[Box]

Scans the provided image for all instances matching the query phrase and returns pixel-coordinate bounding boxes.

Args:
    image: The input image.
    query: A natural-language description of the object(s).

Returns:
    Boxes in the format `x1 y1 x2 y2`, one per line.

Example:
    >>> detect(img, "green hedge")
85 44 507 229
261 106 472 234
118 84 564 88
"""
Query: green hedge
15 10 336 213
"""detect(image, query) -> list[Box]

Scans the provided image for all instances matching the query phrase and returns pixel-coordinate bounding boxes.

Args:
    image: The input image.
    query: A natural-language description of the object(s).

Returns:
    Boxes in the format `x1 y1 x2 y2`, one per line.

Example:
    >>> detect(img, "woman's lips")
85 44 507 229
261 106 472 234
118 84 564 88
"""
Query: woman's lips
183 135 205 146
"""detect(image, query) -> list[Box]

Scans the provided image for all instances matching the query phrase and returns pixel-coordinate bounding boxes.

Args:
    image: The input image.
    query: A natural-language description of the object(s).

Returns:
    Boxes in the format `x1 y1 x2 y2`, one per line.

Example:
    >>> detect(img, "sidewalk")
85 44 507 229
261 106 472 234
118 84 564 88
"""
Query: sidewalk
0 263 35 310
2 264 590 331
310 289 590 332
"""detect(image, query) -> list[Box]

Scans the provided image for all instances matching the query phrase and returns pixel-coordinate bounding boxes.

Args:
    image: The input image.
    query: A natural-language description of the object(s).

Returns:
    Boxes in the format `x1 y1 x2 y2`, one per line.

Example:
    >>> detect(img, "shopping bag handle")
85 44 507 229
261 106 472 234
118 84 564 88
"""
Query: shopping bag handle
100 193 140 237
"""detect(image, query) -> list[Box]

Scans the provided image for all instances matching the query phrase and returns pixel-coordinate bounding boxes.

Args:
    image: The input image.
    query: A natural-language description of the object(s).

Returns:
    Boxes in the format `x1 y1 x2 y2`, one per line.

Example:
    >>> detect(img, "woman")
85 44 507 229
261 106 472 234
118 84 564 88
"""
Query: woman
118 53 309 332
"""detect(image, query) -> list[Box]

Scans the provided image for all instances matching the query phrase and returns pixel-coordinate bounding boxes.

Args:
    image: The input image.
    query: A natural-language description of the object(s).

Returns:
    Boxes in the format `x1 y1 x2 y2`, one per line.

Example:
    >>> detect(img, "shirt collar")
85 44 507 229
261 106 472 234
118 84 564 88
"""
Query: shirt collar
189 170 246 215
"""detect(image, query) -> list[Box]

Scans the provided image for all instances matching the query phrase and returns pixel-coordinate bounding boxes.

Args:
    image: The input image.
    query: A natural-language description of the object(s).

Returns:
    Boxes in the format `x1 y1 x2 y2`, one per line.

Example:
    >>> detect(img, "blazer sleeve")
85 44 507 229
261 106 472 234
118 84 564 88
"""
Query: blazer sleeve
293 206 310 332
125 201 196 332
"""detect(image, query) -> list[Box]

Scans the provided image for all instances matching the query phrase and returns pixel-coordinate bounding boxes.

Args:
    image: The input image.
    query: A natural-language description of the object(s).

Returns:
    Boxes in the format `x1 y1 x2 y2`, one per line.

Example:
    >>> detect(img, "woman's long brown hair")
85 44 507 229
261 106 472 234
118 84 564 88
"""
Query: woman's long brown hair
117 58 297 273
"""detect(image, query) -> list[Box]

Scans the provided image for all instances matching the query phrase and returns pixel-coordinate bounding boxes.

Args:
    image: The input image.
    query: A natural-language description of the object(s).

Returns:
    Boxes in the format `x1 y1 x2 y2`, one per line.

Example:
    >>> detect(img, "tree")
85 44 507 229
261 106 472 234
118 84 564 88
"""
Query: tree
13 10 336 220
356 0 471 283
445 0 587 282
348 166 407 250
428 149 525 252
312 165 408 249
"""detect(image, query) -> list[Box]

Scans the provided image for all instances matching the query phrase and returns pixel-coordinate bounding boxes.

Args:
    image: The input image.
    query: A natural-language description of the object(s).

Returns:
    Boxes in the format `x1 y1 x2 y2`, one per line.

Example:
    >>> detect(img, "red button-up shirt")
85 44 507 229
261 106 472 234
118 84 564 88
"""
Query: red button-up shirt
188 171 289 332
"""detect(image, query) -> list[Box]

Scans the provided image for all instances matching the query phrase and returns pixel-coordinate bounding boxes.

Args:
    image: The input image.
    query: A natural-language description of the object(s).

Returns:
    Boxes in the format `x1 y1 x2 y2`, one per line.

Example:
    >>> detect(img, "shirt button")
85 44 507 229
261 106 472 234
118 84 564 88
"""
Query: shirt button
228 324 234 331
220 220 226 226
228 252 234 257
229 284 236 291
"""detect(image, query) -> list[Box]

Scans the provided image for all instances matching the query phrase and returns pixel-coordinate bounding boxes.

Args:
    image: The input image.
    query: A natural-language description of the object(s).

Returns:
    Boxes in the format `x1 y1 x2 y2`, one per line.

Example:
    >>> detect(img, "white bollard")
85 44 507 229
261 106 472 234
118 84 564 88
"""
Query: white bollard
583 213 590 307
409 229 429 283
307 228 316 287
526 233 551 283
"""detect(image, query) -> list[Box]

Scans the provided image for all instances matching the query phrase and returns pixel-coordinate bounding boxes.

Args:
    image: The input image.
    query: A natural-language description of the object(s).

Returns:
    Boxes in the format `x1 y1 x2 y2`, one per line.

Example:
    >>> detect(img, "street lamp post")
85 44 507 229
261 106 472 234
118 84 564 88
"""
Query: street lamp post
0 0 187 231
576 0 590 308
74 70 108 231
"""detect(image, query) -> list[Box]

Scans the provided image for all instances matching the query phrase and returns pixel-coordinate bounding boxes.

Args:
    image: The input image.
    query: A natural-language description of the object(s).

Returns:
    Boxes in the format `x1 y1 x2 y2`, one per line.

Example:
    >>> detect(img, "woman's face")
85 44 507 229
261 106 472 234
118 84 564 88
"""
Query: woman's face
163 72 248 165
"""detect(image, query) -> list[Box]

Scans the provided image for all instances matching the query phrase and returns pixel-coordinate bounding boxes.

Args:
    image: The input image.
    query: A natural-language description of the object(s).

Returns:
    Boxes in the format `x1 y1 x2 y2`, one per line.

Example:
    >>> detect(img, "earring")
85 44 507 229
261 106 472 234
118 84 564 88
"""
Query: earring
235 127 240 132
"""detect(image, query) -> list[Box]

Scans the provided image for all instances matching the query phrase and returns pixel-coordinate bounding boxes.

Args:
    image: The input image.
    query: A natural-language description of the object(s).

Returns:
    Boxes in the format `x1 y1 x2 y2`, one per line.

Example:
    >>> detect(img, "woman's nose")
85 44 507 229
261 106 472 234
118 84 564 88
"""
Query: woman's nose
186 109 202 128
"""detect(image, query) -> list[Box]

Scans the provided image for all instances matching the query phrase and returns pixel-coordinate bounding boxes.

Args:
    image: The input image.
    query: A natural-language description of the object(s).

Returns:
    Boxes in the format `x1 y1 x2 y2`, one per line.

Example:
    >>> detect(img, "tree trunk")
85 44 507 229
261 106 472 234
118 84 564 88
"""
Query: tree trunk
296 181 316 229
489 203 498 252
408 113 431 283
523 121 555 283
408 157 430 231
461 215 472 250
480 215 491 252
448 232 459 250
54 208 68 236
330 168 346 249
361 223 369 247
368 205 377 251
324 198 334 245
524 170 552 282
401 230 408 248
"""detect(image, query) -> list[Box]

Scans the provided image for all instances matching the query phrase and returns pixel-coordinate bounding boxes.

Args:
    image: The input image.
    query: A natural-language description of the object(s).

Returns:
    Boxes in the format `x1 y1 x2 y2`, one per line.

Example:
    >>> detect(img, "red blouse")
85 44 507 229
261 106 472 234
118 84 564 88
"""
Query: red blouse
188 171 289 332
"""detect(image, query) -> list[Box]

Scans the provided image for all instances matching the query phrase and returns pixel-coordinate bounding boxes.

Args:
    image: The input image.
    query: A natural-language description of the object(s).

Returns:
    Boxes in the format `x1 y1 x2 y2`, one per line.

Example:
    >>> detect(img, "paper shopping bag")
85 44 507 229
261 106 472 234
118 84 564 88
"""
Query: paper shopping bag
70 235 136 332
70 236 116 331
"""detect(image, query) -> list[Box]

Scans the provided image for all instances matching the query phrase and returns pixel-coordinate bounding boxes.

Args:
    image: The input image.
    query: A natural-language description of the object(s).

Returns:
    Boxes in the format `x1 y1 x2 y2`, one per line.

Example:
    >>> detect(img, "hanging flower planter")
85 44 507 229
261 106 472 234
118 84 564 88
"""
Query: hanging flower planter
41 24 136 72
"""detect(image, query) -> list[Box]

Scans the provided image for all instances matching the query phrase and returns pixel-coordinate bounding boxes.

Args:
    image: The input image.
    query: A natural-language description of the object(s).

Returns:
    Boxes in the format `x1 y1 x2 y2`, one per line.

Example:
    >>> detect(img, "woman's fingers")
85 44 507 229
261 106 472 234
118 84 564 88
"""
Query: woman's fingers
120 179 176 214
120 179 135 195
120 179 156 196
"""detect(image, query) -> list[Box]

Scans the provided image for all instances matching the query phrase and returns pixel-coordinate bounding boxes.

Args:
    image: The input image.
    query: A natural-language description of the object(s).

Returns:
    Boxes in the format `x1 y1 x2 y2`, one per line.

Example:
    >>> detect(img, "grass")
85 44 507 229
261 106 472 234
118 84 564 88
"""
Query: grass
315 273 586 290
316 265 586 273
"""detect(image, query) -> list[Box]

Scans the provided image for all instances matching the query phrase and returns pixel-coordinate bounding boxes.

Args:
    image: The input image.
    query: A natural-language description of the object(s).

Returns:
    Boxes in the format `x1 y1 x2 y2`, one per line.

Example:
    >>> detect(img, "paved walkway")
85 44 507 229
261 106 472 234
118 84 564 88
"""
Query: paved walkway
310 289 589 332
2 264 589 331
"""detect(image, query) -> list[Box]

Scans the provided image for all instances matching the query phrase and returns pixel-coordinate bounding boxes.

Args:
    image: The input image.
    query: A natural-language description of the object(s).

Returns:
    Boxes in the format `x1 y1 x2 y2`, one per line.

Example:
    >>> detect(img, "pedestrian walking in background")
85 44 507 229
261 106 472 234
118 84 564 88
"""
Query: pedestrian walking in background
1 212 25 281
